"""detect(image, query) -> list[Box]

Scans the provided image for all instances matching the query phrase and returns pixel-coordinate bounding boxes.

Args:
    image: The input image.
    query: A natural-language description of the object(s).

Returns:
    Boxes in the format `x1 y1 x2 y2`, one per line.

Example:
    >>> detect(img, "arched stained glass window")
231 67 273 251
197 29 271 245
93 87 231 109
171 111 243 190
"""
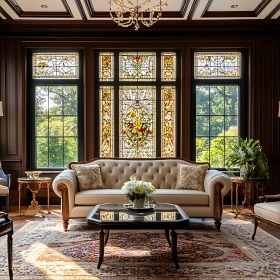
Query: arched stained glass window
98 51 179 158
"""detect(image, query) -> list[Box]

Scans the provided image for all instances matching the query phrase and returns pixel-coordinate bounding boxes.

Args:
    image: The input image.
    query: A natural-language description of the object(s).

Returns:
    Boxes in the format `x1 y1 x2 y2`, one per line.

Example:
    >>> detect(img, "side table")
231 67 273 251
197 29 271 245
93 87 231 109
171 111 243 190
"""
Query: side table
231 177 265 218
18 177 52 217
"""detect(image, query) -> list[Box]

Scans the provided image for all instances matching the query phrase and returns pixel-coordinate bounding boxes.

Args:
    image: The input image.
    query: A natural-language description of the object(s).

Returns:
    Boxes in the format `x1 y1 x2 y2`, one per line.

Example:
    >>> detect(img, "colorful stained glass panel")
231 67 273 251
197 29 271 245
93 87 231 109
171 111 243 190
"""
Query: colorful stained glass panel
99 52 114 81
161 86 176 157
119 52 156 81
161 212 176 221
100 86 114 157
161 52 176 81
33 52 79 79
194 52 241 79
119 86 156 158
100 211 114 221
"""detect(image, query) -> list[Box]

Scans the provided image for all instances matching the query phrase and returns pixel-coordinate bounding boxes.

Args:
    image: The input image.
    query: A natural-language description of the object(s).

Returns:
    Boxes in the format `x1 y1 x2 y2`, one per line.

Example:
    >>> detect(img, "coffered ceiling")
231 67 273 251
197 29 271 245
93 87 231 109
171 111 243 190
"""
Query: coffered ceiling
0 0 279 21
0 0 279 32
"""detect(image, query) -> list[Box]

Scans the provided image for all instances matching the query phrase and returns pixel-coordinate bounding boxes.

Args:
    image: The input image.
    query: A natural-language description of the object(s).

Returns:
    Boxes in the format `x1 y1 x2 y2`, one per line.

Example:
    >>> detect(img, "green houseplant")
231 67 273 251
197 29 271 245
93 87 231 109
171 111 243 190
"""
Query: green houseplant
226 137 269 179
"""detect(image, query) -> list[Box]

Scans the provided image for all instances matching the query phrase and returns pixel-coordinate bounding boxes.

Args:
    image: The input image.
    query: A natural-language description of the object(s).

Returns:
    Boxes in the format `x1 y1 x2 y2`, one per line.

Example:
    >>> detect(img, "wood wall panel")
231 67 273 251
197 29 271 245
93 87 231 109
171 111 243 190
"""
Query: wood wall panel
0 33 280 205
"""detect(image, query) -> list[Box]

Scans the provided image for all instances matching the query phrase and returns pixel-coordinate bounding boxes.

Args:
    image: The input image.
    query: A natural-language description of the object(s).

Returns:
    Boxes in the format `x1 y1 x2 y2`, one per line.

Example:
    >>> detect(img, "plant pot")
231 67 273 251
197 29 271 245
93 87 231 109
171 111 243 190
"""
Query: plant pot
133 198 145 208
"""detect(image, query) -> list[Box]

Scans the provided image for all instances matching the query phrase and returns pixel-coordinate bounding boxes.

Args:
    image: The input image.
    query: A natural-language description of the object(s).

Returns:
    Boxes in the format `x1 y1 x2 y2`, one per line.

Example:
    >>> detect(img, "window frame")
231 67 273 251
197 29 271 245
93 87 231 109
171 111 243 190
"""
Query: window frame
190 49 248 169
27 50 84 171
95 49 181 158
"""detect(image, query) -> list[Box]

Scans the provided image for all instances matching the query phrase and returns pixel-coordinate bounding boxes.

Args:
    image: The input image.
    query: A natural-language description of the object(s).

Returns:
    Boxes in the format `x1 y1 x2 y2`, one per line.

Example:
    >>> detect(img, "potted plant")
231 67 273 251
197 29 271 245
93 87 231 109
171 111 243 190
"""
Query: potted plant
226 137 269 179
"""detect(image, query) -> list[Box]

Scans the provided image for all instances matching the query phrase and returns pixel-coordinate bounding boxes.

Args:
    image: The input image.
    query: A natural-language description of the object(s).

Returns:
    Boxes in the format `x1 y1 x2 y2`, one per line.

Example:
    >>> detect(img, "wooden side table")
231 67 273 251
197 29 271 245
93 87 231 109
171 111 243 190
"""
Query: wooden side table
231 177 265 218
18 177 52 217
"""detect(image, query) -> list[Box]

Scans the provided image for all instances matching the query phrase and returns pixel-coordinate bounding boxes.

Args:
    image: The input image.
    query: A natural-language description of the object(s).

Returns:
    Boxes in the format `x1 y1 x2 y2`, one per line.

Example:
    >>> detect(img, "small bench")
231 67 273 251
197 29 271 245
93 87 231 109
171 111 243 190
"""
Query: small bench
252 194 280 240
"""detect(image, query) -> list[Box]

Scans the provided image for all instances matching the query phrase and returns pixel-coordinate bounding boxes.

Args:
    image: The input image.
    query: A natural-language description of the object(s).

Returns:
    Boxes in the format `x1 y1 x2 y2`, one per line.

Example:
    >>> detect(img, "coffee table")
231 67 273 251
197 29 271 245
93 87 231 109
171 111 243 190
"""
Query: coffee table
86 203 189 269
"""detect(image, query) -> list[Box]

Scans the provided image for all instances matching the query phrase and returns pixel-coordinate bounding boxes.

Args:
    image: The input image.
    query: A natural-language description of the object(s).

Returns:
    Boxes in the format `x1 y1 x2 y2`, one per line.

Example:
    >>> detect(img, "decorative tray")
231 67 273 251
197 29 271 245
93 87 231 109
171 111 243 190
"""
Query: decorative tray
123 203 156 213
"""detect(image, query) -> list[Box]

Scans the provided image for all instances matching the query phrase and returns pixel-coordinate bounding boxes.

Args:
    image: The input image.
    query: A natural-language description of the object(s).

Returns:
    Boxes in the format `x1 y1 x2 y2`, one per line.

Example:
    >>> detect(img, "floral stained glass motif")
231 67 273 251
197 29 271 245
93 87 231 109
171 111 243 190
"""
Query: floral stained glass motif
100 86 114 157
119 52 156 81
119 86 156 158
161 52 176 81
33 52 79 79
161 86 176 157
100 211 114 221
99 52 114 81
194 52 241 79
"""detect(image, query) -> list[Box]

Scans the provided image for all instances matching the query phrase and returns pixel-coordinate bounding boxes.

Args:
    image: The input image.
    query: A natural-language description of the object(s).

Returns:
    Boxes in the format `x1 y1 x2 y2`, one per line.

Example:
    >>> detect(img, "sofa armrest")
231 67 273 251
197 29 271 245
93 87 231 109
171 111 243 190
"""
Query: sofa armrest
204 170 232 228
204 170 232 197
52 169 78 219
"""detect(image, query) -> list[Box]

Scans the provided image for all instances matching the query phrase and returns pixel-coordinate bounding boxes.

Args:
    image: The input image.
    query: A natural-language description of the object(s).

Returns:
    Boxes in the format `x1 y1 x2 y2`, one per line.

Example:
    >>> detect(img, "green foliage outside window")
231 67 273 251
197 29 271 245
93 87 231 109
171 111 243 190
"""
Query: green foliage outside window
196 85 239 168
35 86 78 168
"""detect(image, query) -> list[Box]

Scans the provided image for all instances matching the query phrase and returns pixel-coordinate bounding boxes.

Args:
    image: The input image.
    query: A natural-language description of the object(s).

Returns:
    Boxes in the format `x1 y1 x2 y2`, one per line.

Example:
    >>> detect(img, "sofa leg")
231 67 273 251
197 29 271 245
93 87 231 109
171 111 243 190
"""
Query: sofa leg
252 218 258 240
214 220 221 230
63 220 69 231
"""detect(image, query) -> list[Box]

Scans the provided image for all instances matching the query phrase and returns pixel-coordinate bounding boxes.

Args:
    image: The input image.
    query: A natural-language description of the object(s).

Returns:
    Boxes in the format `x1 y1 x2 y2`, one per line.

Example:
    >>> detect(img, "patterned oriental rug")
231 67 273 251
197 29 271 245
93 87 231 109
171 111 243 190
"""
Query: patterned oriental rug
0 221 279 280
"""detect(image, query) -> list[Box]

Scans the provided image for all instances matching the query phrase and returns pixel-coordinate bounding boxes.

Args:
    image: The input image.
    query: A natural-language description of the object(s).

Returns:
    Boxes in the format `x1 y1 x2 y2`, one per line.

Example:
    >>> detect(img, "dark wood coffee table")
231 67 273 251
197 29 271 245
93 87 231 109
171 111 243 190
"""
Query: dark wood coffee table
86 203 189 269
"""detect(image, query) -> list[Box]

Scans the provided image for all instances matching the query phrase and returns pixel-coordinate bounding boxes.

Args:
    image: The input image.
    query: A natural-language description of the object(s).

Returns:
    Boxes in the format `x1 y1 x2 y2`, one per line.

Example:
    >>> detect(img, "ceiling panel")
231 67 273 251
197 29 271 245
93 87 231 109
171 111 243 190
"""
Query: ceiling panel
209 0 263 12
15 0 66 12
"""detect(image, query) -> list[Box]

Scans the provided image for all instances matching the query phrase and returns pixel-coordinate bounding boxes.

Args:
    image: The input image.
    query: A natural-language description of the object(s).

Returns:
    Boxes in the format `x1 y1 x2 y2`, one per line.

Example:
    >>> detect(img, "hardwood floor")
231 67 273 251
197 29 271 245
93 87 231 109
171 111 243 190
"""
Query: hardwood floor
1 205 279 240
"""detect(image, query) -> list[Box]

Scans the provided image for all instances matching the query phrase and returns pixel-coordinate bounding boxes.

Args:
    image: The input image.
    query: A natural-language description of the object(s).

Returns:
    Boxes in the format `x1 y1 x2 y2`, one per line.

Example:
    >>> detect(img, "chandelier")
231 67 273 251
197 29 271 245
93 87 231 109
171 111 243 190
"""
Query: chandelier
109 0 168 31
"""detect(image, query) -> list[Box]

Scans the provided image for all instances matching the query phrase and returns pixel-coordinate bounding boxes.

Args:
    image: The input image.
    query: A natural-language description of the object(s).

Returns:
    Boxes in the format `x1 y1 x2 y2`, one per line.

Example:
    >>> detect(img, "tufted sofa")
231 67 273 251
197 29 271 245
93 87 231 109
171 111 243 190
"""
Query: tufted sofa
52 158 232 231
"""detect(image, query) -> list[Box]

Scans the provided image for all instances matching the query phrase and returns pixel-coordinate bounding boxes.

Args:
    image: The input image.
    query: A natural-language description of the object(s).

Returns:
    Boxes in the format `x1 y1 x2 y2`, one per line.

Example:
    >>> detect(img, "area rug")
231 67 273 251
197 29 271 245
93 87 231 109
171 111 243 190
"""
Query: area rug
0 221 279 280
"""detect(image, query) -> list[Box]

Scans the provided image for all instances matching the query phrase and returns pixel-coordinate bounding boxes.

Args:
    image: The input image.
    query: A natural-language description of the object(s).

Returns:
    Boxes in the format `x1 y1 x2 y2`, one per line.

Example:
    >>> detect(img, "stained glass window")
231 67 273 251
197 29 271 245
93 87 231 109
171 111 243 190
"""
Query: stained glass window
33 52 79 79
119 52 156 81
161 86 176 157
119 86 156 158
194 52 241 79
99 52 114 81
100 86 114 157
35 85 78 168
193 51 245 168
98 51 179 158
161 52 176 81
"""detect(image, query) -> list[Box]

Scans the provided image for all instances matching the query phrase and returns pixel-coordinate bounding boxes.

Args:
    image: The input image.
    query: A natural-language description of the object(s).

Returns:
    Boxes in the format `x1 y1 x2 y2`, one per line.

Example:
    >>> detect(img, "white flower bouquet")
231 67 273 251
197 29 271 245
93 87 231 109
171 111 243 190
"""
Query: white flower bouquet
121 175 156 202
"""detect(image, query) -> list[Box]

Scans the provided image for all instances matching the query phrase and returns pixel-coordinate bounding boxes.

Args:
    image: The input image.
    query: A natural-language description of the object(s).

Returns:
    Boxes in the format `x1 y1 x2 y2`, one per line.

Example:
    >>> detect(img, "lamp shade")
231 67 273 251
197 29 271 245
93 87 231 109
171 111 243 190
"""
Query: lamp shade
278 101 280 117
0 101 3 117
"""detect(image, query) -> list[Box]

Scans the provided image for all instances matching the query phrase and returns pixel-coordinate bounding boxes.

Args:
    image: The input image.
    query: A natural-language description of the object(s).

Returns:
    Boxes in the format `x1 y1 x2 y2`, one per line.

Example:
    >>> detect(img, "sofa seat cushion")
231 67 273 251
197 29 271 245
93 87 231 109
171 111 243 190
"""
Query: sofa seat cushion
254 202 280 225
75 189 209 206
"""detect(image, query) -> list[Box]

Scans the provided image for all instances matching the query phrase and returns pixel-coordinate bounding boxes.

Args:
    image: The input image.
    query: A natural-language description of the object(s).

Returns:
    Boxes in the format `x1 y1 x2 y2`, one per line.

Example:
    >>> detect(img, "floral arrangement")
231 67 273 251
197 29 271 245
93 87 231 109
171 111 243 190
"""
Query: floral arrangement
121 175 156 202
226 137 269 179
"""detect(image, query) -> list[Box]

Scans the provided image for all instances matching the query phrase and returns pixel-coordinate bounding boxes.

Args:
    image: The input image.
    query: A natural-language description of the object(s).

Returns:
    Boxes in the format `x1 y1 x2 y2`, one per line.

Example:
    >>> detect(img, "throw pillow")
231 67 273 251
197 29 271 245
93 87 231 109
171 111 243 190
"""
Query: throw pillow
73 164 104 191
175 164 209 191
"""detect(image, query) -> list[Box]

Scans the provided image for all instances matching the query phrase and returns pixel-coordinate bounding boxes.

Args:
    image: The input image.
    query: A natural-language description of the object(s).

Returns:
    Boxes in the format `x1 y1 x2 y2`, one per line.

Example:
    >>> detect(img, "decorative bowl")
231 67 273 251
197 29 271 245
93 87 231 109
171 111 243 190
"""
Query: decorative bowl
25 171 41 179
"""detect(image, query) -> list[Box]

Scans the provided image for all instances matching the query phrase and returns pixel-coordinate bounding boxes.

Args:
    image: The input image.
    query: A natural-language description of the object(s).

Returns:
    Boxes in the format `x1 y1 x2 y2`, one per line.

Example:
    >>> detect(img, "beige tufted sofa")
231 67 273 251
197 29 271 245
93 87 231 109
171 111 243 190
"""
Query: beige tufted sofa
52 158 232 231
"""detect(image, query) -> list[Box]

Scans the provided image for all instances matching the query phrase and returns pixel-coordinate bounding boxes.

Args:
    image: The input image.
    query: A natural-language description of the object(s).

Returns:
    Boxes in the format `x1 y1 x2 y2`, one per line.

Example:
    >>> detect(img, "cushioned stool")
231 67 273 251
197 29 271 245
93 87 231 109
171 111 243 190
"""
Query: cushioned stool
252 194 280 240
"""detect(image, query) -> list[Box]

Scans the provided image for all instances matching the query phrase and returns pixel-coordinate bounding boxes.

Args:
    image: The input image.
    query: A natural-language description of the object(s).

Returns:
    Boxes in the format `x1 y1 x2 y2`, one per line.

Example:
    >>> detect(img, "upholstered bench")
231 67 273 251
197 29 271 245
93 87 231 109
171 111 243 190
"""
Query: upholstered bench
252 194 280 240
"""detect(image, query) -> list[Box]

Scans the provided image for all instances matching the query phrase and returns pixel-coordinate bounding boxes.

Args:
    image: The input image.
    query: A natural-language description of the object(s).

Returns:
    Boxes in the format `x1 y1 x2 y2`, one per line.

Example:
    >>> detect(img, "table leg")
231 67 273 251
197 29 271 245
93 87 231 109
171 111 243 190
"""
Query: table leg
231 184 234 212
18 183 21 216
104 229 110 246
47 183 51 214
234 183 239 218
97 229 105 269
171 229 179 269
7 233 13 280
165 229 171 247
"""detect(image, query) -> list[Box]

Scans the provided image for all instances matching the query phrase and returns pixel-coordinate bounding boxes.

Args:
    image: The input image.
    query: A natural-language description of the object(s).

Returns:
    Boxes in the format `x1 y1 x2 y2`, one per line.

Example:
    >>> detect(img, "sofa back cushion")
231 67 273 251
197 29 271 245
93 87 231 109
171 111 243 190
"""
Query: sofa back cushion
70 158 209 190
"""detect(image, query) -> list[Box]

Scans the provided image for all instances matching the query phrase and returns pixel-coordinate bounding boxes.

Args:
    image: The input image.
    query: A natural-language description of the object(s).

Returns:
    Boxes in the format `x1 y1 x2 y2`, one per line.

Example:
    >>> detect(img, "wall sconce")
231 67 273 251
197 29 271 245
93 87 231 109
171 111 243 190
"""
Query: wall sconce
0 101 3 117
278 101 280 117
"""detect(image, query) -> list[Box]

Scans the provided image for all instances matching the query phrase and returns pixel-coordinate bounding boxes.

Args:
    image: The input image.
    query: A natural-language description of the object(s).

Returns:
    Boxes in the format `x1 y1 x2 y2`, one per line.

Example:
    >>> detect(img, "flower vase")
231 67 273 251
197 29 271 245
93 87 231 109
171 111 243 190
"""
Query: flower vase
133 198 145 208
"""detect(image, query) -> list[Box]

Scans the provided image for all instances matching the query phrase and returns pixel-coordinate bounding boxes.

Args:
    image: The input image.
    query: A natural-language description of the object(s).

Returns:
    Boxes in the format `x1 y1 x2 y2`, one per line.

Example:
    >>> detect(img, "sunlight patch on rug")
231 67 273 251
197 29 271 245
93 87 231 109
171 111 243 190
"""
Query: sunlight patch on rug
0 221 279 279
